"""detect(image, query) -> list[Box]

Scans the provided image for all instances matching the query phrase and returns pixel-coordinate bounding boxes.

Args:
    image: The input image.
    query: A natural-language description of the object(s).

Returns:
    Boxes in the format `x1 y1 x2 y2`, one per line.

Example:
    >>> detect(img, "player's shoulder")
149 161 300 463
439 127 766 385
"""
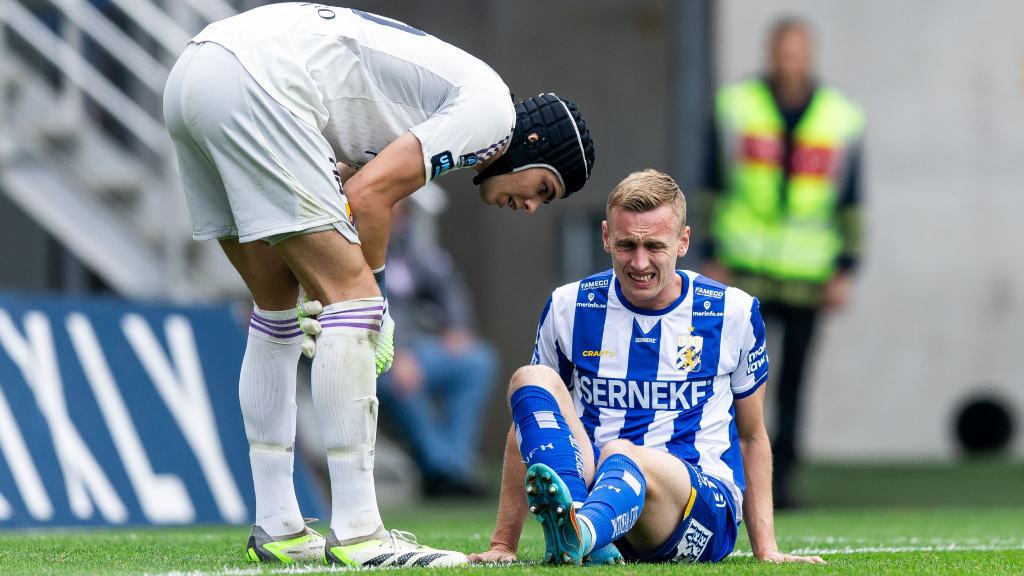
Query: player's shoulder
446 86 516 132
684 270 758 316
548 269 614 313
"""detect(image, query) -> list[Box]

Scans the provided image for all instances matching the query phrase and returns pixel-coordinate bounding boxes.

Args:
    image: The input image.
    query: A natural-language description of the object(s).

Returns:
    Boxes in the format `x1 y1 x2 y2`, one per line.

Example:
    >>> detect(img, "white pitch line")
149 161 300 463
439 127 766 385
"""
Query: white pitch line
141 544 1024 576
144 562 509 576
730 542 1024 557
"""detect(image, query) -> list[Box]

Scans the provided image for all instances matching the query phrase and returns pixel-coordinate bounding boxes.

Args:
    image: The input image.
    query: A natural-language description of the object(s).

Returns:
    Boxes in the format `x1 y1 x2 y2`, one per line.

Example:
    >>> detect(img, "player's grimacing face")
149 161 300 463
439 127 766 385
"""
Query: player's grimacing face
478 167 562 213
603 205 690 304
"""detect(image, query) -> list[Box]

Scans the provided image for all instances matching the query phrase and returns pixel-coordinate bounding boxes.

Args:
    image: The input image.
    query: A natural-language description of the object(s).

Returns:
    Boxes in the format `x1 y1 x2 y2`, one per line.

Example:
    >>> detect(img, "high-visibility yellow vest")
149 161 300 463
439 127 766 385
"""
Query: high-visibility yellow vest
712 79 864 283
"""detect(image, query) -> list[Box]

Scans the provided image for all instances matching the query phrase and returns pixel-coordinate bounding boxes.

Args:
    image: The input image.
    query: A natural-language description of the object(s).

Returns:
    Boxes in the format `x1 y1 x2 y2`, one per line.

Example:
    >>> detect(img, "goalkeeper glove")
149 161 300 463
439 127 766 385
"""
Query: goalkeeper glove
375 301 394 376
297 288 322 358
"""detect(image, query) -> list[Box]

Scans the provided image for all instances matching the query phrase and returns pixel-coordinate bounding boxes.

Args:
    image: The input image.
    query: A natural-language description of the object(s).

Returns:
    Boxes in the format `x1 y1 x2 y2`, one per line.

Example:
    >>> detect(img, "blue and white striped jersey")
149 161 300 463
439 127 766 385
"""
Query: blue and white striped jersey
531 269 768 521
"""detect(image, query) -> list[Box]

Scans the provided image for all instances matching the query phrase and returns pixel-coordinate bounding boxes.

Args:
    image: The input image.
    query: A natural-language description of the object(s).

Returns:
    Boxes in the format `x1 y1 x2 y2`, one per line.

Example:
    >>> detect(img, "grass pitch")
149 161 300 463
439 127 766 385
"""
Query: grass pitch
0 505 1021 575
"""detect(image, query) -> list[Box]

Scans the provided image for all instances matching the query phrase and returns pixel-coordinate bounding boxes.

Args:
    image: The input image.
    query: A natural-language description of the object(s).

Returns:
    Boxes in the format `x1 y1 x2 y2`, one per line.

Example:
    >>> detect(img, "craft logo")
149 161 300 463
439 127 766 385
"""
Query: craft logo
430 151 454 180
695 286 724 299
676 334 703 372
581 350 616 357
674 517 713 563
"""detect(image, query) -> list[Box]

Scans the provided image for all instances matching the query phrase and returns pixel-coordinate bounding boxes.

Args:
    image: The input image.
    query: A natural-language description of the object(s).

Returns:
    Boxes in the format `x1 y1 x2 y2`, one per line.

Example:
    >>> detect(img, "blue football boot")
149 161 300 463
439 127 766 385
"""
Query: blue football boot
525 463 590 565
584 542 624 565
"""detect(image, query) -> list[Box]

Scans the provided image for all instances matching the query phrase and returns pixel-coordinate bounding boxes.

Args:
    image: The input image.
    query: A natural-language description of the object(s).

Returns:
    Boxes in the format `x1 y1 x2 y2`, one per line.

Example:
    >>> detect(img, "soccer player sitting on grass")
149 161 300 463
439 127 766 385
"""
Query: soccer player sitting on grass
164 3 593 567
469 170 825 565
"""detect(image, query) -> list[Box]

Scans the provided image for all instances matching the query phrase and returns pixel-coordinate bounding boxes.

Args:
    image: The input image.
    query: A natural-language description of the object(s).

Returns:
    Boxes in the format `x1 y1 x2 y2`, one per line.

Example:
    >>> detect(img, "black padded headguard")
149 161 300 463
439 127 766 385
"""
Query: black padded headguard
472 93 595 198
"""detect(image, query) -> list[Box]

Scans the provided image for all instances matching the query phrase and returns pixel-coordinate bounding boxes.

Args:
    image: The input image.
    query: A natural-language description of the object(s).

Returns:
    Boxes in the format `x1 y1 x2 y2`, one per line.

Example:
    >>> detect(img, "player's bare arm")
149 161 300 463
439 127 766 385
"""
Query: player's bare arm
467 425 528 563
344 131 427 270
734 386 825 564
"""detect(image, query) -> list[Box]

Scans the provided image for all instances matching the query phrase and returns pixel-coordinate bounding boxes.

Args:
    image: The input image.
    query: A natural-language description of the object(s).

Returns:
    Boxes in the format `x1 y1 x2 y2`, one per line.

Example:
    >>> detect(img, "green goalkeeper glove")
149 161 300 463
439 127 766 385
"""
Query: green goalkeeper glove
297 288 322 358
375 302 394 376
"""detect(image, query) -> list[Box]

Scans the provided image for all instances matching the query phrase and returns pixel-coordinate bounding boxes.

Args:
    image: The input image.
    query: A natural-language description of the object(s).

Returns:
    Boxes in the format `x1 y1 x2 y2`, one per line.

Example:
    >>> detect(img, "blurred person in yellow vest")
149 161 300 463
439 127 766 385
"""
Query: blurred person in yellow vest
701 18 864 508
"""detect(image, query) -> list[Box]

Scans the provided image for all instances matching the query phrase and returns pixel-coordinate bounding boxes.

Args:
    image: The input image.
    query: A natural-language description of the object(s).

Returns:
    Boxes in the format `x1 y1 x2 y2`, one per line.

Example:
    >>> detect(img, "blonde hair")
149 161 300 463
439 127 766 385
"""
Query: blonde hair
606 169 686 233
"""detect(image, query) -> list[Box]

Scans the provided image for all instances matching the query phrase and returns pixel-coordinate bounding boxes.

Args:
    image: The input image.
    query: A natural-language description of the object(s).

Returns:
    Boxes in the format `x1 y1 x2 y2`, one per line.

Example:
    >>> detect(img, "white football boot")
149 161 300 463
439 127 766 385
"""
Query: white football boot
325 528 468 568
245 519 326 563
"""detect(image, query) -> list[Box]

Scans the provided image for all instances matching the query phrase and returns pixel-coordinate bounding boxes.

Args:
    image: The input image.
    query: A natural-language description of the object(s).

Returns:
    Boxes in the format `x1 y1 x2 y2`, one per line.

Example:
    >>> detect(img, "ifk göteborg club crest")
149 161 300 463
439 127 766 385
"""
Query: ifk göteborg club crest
676 329 703 373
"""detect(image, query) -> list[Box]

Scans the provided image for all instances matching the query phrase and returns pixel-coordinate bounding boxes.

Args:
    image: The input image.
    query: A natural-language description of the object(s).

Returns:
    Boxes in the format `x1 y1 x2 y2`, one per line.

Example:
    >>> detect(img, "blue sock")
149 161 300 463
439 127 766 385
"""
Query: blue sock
577 454 646 551
510 386 589 503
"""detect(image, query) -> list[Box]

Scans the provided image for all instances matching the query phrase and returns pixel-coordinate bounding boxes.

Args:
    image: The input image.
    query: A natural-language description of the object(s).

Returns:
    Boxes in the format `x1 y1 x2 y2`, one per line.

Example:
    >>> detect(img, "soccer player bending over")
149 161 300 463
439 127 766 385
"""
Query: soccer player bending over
470 170 823 565
163 3 594 568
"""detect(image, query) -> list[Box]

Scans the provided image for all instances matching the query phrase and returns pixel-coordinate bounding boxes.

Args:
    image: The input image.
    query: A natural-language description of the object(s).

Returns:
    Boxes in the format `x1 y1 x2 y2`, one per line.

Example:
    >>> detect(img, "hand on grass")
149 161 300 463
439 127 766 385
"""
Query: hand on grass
758 551 826 564
467 545 517 563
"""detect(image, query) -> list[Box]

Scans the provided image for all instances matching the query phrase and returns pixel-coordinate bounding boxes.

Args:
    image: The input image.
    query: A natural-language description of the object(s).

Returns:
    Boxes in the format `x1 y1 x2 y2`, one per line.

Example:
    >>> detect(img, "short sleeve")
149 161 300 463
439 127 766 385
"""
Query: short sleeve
409 87 515 184
531 296 575 388
731 297 768 398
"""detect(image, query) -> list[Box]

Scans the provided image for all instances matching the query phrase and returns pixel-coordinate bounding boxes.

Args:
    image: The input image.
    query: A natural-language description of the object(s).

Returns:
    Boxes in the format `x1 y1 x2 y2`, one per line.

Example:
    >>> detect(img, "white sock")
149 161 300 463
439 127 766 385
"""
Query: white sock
312 297 388 542
241 304 304 538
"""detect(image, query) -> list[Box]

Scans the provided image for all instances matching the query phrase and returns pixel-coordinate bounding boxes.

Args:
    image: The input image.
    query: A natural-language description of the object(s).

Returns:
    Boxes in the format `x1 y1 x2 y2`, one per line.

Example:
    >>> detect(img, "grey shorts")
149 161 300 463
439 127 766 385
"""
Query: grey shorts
163 41 359 245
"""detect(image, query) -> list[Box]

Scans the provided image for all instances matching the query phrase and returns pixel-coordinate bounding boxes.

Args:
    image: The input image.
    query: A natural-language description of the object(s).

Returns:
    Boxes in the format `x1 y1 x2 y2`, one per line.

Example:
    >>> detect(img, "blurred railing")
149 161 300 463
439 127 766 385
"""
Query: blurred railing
0 0 245 300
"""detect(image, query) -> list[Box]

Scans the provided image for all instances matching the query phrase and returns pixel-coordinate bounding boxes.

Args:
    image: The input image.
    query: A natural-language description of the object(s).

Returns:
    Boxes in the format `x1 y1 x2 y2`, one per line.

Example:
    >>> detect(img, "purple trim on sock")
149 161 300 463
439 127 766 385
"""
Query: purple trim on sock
319 322 382 332
250 320 300 336
317 314 382 321
251 312 300 325
320 305 383 315
249 323 304 339
250 316 299 329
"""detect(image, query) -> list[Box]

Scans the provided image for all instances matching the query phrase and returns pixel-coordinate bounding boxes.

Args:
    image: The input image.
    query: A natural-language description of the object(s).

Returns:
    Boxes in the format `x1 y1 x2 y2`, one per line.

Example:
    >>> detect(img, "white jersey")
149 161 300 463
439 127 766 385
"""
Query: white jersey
531 269 769 521
191 3 516 183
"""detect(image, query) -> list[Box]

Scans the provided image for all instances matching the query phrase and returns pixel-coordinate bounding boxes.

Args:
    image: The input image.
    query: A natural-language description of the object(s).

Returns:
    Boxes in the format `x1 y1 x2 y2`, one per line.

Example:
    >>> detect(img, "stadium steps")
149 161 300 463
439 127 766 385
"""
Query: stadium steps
1 159 166 297
0 0 246 300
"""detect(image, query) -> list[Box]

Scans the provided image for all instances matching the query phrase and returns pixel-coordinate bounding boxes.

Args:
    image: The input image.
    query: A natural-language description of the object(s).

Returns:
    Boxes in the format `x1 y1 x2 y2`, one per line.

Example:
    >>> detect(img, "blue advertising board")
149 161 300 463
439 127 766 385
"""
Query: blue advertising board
0 293 322 526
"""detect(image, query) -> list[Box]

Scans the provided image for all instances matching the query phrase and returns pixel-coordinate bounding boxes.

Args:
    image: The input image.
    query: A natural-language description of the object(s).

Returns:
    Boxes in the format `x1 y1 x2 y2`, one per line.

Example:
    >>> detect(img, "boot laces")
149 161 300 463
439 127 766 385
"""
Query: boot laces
389 529 421 564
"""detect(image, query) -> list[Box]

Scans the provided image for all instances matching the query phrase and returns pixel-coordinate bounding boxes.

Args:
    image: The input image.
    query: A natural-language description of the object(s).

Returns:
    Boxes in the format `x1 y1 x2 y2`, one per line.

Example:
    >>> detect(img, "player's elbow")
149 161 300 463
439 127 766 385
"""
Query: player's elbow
344 182 385 214
738 425 769 452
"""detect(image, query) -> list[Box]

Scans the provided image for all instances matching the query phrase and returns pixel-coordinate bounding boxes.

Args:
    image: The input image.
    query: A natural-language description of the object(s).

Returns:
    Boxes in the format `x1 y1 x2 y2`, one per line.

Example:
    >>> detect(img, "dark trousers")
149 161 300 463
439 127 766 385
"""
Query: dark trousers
759 302 818 506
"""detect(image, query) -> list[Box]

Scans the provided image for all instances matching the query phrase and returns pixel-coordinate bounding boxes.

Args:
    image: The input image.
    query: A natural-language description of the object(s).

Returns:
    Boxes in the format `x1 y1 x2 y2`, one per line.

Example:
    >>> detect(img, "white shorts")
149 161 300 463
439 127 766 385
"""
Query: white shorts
163 41 359 245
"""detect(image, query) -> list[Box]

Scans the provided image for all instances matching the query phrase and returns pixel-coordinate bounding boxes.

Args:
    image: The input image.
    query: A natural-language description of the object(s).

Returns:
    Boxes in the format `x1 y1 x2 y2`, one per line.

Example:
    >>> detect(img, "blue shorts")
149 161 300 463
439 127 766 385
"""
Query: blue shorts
615 461 738 563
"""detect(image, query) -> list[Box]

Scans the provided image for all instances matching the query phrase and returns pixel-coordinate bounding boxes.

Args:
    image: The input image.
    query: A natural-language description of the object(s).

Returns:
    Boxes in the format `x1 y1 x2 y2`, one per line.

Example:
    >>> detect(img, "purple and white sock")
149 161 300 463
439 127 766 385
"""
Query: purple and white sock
249 305 304 344
241 305 304 537
316 299 384 334
314 297 389 541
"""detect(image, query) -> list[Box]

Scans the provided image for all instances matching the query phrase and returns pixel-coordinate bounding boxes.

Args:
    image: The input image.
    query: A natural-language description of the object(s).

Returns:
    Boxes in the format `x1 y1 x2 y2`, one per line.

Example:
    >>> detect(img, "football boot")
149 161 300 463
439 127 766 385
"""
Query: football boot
325 528 468 568
584 542 624 565
525 463 592 565
245 519 325 563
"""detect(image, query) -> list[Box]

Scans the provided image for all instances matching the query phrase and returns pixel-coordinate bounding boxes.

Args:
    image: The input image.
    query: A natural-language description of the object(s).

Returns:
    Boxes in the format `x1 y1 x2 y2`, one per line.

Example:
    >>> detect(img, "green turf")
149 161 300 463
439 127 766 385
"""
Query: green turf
0 505 1021 575
797 460 1024 508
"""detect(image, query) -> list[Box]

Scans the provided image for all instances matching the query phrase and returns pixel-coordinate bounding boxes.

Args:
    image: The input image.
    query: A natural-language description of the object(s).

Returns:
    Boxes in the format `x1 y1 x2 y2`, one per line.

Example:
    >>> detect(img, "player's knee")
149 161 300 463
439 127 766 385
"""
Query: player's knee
507 365 560 403
598 439 639 465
